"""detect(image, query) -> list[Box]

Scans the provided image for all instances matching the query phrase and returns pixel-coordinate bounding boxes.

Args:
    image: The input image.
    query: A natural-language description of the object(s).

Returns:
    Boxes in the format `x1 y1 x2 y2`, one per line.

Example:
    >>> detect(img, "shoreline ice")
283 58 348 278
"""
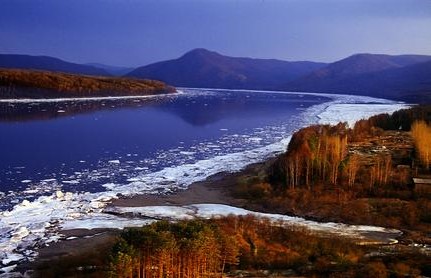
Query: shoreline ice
0 89 410 272
0 91 181 103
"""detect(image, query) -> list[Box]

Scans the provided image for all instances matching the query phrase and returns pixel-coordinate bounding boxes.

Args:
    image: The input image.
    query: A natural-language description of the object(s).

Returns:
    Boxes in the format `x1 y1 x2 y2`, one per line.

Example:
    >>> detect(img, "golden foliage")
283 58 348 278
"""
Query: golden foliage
275 123 350 189
109 216 366 277
411 120 431 169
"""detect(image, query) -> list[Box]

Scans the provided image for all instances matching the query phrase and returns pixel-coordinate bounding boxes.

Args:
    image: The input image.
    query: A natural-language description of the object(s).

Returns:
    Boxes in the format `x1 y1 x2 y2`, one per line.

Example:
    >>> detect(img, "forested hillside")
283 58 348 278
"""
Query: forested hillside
0 69 175 98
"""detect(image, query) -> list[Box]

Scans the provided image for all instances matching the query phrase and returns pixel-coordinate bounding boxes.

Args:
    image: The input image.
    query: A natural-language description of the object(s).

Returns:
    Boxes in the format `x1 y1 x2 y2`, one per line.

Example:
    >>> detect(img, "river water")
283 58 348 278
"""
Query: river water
0 89 408 272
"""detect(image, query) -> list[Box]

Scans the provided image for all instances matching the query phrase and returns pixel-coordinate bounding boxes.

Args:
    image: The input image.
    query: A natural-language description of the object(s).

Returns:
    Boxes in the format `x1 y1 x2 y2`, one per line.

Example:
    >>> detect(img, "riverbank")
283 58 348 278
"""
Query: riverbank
111 160 265 208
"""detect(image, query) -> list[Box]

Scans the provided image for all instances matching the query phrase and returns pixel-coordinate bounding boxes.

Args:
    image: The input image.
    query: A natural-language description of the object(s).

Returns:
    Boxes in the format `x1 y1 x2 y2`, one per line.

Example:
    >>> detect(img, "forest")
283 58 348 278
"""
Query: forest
227 105 431 231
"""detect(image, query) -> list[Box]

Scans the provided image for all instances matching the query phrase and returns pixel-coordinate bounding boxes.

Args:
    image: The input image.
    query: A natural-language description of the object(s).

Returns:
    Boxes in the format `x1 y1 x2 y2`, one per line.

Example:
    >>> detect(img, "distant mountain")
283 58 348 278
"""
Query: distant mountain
285 53 431 102
0 54 110 76
377 60 431 102
127 48 327 90
287 53 431 82
86 63 135 76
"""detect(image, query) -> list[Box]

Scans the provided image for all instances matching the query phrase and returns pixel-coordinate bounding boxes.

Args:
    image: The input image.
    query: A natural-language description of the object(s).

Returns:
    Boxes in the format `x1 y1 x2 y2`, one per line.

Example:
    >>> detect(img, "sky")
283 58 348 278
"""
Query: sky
1 0 431 67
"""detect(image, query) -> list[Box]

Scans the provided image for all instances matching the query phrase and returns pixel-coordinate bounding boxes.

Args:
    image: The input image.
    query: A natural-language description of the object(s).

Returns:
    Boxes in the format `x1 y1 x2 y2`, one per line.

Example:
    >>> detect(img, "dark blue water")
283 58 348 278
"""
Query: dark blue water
0 89 329 209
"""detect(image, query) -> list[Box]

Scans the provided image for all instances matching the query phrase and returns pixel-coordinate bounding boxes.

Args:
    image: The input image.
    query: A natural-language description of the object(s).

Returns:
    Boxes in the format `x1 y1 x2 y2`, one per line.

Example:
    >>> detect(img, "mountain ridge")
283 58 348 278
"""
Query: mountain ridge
0 54 110 76
285 53 431 102
127 48 327 89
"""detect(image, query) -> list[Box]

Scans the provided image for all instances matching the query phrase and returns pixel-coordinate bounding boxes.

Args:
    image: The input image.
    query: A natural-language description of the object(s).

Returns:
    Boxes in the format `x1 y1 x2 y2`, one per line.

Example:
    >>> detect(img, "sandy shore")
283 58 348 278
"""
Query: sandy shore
108 158 274 208
111 170 247 207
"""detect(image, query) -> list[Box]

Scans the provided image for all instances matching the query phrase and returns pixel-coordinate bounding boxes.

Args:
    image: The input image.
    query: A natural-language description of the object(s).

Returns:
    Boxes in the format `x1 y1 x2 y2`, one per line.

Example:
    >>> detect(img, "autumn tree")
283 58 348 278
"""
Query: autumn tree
345 153 360 188
412 120 431 170
273 123 350 190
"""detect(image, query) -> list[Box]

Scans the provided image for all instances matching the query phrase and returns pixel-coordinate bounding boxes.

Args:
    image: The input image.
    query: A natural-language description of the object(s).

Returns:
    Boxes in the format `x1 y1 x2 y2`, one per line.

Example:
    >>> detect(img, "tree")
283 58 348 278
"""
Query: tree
346 153 360 188
412 121 431 170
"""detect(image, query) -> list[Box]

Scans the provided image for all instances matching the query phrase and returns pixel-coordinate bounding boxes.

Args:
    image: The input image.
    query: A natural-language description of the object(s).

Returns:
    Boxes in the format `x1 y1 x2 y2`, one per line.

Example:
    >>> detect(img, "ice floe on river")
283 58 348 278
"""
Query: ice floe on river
0 89 410 272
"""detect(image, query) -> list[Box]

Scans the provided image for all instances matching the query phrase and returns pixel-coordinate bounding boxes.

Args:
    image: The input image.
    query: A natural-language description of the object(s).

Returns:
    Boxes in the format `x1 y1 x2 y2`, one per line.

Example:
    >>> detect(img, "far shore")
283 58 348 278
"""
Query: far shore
0 68 176 99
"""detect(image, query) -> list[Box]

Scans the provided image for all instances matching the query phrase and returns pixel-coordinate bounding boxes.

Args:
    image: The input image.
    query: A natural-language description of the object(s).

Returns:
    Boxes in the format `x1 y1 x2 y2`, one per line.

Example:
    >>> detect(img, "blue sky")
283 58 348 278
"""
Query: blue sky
1 0 430 67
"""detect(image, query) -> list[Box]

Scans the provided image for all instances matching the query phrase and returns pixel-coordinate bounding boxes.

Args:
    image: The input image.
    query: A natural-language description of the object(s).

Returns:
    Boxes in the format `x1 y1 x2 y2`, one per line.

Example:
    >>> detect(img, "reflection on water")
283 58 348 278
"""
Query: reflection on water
0 91 328 126
0 97 167 123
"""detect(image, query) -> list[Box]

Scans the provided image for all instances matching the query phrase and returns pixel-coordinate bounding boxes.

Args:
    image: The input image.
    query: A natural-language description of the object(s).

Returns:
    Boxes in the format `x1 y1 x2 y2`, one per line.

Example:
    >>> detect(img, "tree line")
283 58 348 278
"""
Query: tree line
108 216 428 278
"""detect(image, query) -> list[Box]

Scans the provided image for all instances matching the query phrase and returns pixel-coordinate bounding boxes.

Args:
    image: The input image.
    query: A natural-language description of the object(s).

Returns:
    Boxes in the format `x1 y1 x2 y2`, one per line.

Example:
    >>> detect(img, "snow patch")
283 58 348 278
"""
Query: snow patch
105 204 401 244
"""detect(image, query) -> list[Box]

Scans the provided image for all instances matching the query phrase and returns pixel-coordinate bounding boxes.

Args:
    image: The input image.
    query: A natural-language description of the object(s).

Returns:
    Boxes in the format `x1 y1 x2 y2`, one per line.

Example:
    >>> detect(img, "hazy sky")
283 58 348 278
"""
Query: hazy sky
1 0 431 67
